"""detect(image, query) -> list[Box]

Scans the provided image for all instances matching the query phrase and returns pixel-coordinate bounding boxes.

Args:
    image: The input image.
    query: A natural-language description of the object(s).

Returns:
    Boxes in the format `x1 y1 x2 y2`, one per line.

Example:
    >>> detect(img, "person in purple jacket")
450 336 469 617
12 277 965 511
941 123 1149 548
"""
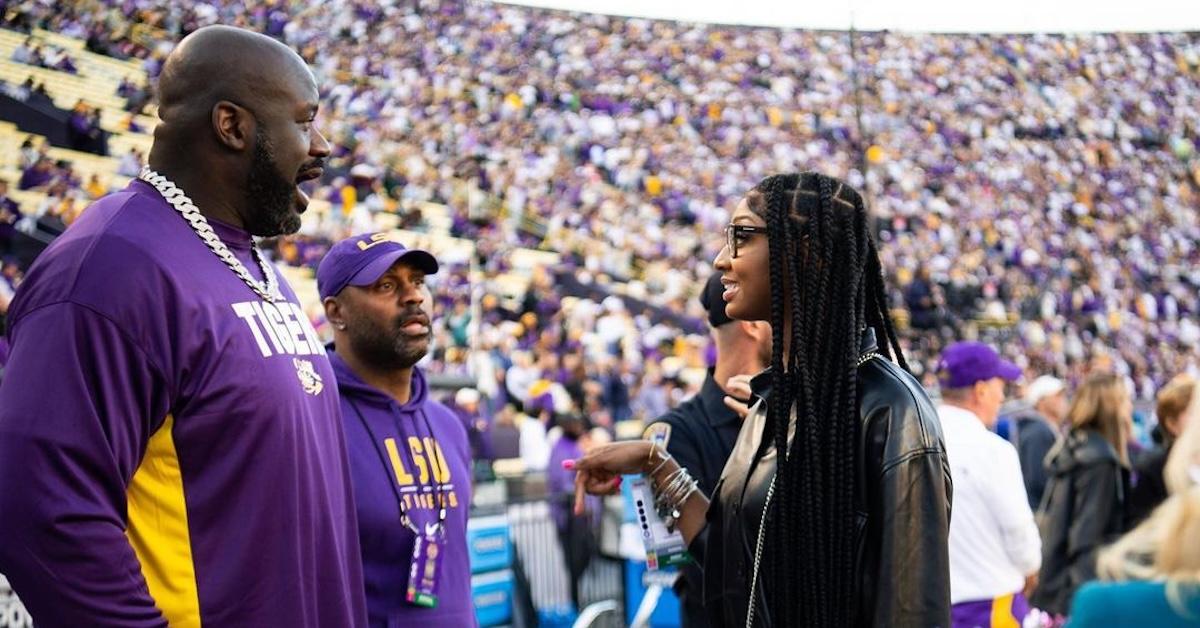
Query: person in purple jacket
319 232 478 627
0 26 367 628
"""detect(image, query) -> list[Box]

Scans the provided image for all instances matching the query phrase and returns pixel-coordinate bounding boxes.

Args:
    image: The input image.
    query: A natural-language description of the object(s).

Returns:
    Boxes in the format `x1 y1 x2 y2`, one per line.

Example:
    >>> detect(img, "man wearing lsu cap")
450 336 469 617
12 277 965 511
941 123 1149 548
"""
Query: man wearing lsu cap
318 232 477 627
1010 375 1069 510
642 272 771 628
936 341 1042 628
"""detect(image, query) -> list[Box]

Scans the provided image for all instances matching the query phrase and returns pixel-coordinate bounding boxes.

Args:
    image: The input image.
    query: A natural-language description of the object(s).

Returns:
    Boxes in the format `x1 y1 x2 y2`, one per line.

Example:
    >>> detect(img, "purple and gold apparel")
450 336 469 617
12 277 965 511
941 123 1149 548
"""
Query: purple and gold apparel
0 180 367 627
331 350 477 627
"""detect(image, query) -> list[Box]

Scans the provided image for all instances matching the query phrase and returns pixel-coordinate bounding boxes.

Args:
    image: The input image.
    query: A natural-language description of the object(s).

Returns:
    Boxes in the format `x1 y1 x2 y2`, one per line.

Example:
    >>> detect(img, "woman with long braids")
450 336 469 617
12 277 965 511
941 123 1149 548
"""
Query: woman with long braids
569 172 952 626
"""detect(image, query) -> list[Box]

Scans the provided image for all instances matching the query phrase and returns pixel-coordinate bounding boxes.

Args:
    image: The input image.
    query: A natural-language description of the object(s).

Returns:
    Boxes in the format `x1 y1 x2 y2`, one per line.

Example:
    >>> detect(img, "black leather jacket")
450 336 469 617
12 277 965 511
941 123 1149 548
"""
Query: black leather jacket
690 329 953 627
1031 428 1129 616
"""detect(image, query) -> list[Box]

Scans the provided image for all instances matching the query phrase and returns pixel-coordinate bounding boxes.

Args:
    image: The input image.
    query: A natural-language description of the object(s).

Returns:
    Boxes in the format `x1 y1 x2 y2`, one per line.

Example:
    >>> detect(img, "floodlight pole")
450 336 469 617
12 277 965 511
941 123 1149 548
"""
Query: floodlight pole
848 13 869 195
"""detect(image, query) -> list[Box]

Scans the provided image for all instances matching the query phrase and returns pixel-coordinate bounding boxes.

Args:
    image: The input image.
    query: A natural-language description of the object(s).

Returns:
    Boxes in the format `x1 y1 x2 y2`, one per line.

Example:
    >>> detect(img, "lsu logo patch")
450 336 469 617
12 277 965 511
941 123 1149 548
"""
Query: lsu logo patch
294 358 324 396
642 422 672 449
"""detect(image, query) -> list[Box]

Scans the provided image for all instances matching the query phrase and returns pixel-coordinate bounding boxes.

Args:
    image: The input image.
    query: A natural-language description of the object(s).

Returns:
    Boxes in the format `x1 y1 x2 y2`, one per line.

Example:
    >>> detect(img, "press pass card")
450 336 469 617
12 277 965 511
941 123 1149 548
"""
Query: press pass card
406 532 443 608
631 477 691 570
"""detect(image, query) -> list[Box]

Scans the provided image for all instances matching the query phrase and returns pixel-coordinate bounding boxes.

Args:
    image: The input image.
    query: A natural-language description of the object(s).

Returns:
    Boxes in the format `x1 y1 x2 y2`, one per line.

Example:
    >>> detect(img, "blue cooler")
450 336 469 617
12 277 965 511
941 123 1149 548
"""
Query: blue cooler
537 606 578 627
624 560 681 627
467 514 512 574
472 569 514 627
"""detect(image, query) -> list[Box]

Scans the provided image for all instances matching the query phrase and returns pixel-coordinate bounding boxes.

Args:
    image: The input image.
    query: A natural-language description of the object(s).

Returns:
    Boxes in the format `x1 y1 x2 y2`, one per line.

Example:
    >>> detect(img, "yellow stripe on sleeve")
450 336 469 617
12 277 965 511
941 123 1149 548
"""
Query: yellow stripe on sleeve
126 414 202 627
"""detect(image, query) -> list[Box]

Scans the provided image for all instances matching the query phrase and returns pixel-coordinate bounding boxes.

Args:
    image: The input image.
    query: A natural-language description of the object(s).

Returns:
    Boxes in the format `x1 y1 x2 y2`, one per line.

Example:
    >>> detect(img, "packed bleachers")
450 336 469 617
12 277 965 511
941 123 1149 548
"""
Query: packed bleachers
1 4 1199 628
0 0 1197 417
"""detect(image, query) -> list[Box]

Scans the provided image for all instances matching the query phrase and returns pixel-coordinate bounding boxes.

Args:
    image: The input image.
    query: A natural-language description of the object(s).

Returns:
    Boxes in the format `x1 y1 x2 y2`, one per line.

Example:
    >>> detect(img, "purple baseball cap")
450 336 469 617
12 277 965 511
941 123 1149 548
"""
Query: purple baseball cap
316 232 438 300
937 341 1022 389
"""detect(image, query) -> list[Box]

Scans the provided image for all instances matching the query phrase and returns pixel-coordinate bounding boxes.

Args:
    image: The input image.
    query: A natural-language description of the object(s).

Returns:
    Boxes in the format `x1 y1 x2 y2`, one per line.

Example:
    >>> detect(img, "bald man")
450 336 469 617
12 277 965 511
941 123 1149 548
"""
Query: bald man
0 27 366 627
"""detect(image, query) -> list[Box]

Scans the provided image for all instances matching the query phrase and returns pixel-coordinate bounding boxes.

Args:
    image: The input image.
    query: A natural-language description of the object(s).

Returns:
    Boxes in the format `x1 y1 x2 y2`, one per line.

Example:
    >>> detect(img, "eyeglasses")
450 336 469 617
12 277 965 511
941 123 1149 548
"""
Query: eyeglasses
724 224 767 258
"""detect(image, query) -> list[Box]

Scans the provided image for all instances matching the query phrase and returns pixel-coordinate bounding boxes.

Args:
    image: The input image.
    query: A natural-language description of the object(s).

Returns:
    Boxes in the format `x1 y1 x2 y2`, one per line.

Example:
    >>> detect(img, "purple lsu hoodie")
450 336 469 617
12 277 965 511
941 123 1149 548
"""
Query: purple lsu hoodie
329 349 478 628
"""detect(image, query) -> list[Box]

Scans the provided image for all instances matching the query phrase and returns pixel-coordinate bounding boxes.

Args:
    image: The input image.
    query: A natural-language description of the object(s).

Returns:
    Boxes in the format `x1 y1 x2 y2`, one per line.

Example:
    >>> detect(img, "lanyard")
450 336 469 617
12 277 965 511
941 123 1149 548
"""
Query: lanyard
350 400 449 535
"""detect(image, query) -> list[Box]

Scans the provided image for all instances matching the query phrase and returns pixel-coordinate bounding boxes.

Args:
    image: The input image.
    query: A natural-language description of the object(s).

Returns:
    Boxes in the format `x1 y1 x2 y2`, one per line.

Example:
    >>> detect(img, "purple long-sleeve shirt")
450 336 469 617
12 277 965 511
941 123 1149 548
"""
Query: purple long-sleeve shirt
0 180 367 627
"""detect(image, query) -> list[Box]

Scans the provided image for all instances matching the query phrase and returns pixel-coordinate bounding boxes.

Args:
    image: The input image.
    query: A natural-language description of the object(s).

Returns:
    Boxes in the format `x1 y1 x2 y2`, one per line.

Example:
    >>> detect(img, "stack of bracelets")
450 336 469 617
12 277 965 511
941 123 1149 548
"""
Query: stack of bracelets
647 446 700 533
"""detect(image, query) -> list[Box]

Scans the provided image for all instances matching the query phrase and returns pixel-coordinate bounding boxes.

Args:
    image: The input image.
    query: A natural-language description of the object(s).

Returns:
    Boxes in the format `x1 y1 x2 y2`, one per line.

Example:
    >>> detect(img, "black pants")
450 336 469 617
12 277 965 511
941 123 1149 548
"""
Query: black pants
557 512 595 610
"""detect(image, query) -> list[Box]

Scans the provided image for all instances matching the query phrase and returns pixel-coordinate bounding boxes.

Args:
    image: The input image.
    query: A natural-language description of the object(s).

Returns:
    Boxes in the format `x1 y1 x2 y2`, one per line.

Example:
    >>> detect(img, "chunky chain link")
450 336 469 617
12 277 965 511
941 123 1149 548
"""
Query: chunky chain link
138 166 282 302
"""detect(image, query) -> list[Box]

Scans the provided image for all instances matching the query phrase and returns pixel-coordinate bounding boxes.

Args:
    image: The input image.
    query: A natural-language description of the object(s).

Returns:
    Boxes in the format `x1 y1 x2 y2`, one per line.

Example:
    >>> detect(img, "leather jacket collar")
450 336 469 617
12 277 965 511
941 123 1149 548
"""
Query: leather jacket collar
749 328 882 399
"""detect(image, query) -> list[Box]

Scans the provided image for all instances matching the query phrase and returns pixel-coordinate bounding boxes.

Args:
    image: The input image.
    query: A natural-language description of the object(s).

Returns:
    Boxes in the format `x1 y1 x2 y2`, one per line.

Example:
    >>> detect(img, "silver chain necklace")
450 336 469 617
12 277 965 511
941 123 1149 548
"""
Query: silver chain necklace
138 166 282 302
857 351 883 367
745 475 775 628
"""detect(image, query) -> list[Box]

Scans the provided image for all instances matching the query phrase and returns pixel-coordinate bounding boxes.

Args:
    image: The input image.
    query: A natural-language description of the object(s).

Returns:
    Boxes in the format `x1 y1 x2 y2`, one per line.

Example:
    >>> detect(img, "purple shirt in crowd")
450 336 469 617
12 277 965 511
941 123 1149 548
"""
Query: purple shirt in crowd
0 180 367 627
547 436 586 533
17 165 51 190
331 351 477 628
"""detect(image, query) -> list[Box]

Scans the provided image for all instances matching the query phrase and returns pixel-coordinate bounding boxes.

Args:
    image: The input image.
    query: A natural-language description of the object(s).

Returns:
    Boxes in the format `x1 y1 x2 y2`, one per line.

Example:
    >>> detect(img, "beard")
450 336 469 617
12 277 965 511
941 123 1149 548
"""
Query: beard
344 308 432 371
243 129 301 237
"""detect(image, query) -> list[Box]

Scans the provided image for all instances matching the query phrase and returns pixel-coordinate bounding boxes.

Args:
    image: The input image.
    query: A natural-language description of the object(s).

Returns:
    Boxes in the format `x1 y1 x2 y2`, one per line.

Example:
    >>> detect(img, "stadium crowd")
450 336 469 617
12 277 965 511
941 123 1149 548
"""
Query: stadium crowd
0 1 1198 627
0 0 1197 436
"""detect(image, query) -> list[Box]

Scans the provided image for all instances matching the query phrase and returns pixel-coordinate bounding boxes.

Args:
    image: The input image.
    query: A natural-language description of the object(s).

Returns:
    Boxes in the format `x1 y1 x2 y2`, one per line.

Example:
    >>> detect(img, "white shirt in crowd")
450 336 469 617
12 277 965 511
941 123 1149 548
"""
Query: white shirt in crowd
517 412 549 471
938 404 1042 604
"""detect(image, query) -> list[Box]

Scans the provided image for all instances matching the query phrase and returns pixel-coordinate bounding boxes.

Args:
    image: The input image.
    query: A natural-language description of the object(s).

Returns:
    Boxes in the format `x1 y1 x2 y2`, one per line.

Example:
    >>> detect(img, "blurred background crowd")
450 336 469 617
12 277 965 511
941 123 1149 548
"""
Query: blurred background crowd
14 1 1199 398
0 0 1197 626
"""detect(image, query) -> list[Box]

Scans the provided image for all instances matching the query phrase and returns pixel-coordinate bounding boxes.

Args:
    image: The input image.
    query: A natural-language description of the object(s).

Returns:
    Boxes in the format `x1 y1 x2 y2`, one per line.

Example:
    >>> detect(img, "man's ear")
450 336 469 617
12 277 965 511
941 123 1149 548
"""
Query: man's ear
973 379 991 402
324 297 345 331
212 100 254 152
740 320 768 341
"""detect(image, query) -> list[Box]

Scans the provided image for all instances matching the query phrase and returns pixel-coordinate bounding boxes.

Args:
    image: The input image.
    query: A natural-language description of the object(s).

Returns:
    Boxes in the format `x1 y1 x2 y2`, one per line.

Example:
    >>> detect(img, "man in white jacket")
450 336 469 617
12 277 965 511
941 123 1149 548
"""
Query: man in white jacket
936 341 1042 627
